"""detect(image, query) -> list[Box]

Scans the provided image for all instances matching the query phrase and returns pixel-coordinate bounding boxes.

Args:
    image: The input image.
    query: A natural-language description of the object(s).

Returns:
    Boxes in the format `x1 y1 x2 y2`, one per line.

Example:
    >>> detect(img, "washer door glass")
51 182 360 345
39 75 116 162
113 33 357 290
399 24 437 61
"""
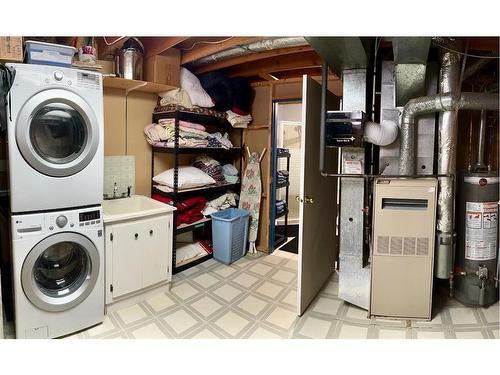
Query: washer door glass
34 241 89 298
30 103 87 165
21 232 100 312
16 89 100 177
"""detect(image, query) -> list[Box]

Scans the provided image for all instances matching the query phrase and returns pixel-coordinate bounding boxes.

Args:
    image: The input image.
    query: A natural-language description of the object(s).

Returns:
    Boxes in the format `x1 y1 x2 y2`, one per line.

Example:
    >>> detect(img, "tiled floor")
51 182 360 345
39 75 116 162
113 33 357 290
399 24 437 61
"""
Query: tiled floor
3 250 499 339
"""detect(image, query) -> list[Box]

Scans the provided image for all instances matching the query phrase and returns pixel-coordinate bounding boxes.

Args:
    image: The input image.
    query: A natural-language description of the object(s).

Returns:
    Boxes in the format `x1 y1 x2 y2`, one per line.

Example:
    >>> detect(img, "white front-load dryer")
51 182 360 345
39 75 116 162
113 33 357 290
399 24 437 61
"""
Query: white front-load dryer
11 206 104 338
6 63 103 213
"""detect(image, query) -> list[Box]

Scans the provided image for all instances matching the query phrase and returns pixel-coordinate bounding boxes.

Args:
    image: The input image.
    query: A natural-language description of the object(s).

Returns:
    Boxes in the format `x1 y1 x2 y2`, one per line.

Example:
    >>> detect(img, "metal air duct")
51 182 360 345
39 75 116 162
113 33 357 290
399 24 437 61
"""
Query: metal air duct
189 37 308 68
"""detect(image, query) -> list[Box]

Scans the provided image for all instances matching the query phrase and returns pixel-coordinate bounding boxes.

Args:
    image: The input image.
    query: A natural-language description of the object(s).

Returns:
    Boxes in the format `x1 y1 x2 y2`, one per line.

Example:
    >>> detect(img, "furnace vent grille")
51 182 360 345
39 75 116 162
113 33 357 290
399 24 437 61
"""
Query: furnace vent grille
416 238 429 256
403 237 416 255
390 236 403 255
377 236 389 254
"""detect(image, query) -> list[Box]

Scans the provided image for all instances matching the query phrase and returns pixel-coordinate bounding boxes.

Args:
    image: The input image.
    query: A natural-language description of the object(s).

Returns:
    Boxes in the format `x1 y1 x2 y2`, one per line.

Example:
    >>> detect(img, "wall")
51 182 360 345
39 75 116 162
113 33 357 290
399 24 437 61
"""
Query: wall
103 88 157 196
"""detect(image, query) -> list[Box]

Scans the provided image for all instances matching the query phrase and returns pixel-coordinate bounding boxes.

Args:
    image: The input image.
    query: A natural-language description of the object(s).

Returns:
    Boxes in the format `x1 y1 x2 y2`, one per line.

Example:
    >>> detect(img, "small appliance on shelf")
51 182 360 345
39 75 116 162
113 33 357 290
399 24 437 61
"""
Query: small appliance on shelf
24 40 76 68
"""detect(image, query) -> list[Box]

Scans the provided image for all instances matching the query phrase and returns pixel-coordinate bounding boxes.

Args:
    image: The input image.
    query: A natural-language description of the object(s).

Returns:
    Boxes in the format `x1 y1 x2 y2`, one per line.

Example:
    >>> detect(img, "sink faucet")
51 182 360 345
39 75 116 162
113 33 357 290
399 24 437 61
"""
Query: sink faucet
127 185 132 197
113 182 118 198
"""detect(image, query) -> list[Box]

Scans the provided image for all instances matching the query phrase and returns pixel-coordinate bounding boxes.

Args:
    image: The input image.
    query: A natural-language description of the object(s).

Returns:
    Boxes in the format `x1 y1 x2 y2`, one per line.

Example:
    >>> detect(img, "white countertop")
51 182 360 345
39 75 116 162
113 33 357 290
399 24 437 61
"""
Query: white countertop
102 195 176 224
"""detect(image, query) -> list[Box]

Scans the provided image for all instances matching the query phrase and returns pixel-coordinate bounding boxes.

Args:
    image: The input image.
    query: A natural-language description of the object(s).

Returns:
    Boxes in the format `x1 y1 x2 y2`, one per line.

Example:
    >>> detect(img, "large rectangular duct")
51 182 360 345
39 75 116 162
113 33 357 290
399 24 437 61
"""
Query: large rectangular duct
338 69 371 310
392 37 431 107
379 60 438 175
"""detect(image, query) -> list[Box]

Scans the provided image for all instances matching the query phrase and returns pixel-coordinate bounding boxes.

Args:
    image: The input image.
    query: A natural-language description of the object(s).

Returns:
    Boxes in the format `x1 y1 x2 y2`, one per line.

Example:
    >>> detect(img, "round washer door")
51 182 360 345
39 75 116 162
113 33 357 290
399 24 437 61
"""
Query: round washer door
16 89 100 177
21 232 100 312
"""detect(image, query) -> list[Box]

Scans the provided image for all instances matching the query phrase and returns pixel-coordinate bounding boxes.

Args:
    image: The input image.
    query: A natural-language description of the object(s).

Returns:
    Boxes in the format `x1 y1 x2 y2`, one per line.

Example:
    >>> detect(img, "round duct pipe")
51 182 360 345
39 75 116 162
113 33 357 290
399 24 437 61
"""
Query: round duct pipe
189 37 309 68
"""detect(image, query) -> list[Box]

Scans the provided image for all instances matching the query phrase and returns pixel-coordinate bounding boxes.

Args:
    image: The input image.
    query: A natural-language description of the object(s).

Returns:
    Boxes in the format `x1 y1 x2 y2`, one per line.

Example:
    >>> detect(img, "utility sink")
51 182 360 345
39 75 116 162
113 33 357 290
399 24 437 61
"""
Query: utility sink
102 195 176 224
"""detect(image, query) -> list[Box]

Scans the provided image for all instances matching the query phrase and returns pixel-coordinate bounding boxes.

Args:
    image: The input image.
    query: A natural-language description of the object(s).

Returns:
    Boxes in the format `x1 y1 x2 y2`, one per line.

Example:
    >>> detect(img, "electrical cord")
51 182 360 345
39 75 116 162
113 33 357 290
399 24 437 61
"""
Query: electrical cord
180 37 234 51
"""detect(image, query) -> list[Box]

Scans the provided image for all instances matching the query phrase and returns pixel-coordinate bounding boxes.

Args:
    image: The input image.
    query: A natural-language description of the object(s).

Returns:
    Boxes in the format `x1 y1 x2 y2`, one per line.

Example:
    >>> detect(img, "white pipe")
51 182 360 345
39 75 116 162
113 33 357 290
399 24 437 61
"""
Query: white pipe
364 120 398 146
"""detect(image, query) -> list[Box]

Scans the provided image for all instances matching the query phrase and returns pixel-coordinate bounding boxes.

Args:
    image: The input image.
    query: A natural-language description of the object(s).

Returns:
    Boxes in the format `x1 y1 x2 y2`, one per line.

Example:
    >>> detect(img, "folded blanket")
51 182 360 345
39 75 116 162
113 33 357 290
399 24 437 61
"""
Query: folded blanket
158 118 207 132
158 88 193 108
202 192 238 216
222 164 238 176
208 132 233 149
226 110 252 128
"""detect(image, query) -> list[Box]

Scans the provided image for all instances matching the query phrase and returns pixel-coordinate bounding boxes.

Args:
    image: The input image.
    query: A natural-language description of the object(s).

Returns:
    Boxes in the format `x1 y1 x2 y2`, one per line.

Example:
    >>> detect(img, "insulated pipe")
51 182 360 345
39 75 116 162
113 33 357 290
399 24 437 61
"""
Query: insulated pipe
476 110 487 168
364 120 399 146
398 92 499 174
189 37 308 68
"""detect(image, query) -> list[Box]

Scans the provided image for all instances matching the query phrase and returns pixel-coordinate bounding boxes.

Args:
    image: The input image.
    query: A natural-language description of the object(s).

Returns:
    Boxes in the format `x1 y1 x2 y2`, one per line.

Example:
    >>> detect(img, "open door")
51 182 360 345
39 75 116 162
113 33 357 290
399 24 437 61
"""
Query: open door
297 76 340 315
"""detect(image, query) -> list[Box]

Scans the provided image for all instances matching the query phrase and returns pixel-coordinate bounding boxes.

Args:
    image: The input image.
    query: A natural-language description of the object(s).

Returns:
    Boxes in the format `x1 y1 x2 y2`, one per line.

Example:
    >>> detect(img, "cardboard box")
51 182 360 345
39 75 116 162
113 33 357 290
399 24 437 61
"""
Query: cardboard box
0 37 23 62
144 48 180 87
96 59 115 75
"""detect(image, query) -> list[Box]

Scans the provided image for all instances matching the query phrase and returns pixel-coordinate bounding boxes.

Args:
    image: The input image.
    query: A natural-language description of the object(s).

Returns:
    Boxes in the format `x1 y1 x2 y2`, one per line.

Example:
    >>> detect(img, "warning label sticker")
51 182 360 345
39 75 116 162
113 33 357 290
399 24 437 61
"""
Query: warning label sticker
465 201 498 261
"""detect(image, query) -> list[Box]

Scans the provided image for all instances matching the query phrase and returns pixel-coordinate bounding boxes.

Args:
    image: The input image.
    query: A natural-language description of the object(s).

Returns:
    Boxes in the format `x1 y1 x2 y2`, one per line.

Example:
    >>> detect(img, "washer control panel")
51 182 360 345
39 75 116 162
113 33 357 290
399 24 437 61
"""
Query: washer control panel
78 209 101 227
12 207 103 239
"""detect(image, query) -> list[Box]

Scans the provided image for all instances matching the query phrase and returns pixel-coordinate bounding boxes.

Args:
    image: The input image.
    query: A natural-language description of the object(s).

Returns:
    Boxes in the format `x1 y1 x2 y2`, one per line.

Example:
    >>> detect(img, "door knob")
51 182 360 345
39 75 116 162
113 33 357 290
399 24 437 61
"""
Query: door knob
295 196 302 203
305 196 314 204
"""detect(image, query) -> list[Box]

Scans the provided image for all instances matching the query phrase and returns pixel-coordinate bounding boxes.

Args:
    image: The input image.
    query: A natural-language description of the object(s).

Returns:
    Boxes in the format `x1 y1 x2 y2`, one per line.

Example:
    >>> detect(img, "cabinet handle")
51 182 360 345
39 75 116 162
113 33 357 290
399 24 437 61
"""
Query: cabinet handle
134 233 138 239
149 229 153 236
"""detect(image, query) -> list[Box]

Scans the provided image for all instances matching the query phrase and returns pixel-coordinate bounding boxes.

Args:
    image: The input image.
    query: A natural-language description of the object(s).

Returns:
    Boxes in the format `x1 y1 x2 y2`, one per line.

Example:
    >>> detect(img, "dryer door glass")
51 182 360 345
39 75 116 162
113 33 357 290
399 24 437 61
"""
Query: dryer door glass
30 103 87 165
33 241 89 298
15 89 100 177
21 232 100 312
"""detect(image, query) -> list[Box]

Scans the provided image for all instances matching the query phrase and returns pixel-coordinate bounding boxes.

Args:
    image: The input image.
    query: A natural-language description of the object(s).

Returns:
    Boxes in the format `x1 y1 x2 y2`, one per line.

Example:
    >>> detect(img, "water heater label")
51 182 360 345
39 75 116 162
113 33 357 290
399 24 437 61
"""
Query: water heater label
465 201 498 261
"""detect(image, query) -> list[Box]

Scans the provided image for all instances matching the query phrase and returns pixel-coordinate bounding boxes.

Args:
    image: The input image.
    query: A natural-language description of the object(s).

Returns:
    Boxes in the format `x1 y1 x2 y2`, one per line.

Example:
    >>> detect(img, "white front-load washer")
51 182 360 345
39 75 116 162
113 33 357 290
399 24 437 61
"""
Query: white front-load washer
11 206 104 338
6 63 103 213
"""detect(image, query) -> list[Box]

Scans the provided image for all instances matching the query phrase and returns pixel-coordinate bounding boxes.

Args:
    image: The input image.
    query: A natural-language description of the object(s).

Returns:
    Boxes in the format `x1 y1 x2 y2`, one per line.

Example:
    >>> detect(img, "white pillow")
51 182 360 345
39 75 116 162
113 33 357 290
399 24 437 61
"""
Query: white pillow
153 166 216 189
180 68 214 108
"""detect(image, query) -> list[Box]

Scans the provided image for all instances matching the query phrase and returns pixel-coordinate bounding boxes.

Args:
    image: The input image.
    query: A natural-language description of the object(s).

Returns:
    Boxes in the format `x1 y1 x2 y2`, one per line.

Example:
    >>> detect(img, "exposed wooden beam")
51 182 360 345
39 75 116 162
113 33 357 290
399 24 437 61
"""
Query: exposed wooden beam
227 51 322 78
258 73 279 81
180 37 262 65
140 37 189 58
192 45 314 75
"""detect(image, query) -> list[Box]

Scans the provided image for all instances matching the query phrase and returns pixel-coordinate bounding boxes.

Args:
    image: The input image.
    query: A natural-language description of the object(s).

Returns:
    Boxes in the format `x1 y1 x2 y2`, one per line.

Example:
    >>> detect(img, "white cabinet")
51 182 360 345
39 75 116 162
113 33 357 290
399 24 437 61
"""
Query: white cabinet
104 213 173 304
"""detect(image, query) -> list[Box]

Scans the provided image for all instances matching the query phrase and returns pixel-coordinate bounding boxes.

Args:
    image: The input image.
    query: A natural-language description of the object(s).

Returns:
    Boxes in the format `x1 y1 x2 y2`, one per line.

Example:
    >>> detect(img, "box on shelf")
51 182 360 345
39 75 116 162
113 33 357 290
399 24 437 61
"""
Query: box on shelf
0 37 23 62
144 48 180 87
25 40 76 68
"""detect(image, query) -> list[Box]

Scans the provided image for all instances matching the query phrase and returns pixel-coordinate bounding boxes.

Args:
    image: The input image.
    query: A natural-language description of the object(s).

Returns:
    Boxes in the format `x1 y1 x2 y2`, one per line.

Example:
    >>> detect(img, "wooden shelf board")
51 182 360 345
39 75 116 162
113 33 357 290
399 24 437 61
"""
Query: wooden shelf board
103 77 177 94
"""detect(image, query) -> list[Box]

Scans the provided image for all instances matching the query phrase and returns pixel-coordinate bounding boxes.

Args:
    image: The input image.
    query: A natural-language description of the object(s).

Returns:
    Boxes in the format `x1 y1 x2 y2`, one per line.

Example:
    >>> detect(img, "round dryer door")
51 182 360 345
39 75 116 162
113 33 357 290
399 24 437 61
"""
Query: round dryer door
16 89 100 177
21 232 100 312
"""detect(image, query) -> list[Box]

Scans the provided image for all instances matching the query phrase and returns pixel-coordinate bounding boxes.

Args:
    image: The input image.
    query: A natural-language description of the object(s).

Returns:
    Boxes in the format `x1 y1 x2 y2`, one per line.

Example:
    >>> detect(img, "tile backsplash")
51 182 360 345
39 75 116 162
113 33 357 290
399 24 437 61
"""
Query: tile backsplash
104 156 135 198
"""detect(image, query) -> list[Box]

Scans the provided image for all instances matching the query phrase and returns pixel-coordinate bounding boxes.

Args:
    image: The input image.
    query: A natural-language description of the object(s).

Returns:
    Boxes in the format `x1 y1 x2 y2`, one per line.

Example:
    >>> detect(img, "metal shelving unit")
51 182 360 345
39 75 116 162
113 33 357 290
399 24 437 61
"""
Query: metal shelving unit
274 150 291 248
150 109 243 274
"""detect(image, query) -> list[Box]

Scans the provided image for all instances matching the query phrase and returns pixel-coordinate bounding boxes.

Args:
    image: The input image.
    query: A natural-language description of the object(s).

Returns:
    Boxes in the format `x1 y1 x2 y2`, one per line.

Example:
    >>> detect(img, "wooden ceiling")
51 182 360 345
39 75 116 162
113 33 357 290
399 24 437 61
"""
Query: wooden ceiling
96 36 499 84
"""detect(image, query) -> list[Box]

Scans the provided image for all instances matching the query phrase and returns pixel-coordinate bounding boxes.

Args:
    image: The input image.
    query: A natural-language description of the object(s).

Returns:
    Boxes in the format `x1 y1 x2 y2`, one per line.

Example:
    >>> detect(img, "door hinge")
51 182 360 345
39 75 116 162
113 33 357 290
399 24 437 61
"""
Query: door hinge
110 233 113 241
110 284 114 293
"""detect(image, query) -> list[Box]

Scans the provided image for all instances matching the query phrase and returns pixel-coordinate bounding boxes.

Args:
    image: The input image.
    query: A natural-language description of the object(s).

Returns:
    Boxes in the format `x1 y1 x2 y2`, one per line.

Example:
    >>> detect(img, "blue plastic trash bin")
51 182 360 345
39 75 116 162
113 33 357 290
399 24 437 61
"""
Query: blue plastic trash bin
211 208 250 265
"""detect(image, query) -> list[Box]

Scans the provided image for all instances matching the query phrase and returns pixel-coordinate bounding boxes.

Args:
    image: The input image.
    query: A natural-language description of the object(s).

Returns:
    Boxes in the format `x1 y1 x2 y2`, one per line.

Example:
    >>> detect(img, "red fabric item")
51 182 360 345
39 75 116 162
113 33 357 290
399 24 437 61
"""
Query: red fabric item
231 106 250 116
152 194 207 227
199 240 213 254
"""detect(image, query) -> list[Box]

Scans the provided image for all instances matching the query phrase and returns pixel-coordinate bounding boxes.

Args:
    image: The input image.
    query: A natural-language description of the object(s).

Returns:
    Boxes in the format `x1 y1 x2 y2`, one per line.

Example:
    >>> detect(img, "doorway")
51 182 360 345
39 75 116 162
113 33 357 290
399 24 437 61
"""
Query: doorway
270 100 302 254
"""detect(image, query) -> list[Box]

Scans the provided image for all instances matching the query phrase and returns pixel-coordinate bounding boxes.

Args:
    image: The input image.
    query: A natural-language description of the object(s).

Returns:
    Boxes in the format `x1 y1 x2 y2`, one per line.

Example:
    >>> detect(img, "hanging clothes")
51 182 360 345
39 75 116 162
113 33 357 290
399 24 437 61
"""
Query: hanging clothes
238 147 266 254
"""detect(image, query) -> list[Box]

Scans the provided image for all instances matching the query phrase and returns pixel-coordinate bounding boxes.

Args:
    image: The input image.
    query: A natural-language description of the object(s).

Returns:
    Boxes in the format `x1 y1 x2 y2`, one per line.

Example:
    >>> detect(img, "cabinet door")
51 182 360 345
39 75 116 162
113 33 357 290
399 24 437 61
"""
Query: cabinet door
142 215 172 288
112 220 143 298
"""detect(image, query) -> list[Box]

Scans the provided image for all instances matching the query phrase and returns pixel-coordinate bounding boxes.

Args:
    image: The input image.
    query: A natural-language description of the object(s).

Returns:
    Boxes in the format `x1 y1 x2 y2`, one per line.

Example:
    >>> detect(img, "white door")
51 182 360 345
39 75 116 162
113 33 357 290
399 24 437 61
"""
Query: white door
142 215 172 287
112 221 143 298
297 76 340 315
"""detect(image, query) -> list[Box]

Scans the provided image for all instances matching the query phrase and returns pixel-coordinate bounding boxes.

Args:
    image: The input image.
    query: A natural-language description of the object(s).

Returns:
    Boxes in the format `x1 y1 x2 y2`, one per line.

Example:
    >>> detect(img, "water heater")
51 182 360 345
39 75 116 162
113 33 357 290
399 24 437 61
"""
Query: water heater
370 178 437 320
455 172 499 307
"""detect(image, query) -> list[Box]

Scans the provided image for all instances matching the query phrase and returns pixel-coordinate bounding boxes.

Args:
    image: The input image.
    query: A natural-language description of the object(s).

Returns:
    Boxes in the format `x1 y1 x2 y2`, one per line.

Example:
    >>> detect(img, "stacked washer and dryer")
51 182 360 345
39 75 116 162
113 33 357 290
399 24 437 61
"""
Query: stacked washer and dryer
5 63 105 338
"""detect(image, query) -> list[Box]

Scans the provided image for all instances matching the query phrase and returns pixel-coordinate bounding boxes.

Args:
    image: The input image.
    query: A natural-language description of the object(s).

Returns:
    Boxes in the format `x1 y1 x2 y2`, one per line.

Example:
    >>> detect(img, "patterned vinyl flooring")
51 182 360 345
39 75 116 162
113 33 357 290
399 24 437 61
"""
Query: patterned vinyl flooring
3 250 499 339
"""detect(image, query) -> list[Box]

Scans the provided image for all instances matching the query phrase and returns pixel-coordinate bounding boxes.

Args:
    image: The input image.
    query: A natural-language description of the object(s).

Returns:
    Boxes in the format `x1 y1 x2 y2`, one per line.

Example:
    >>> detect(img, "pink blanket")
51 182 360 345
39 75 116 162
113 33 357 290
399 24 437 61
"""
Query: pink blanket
158 118 206 132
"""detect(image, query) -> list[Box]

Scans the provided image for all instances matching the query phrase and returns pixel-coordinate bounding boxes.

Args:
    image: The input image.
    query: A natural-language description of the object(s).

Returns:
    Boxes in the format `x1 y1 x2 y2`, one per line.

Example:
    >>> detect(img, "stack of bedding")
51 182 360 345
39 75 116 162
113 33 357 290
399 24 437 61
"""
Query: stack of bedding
144 119 233 149
276 200 288 215
176 240 213 266
277 170 289 185
192 155 225 184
